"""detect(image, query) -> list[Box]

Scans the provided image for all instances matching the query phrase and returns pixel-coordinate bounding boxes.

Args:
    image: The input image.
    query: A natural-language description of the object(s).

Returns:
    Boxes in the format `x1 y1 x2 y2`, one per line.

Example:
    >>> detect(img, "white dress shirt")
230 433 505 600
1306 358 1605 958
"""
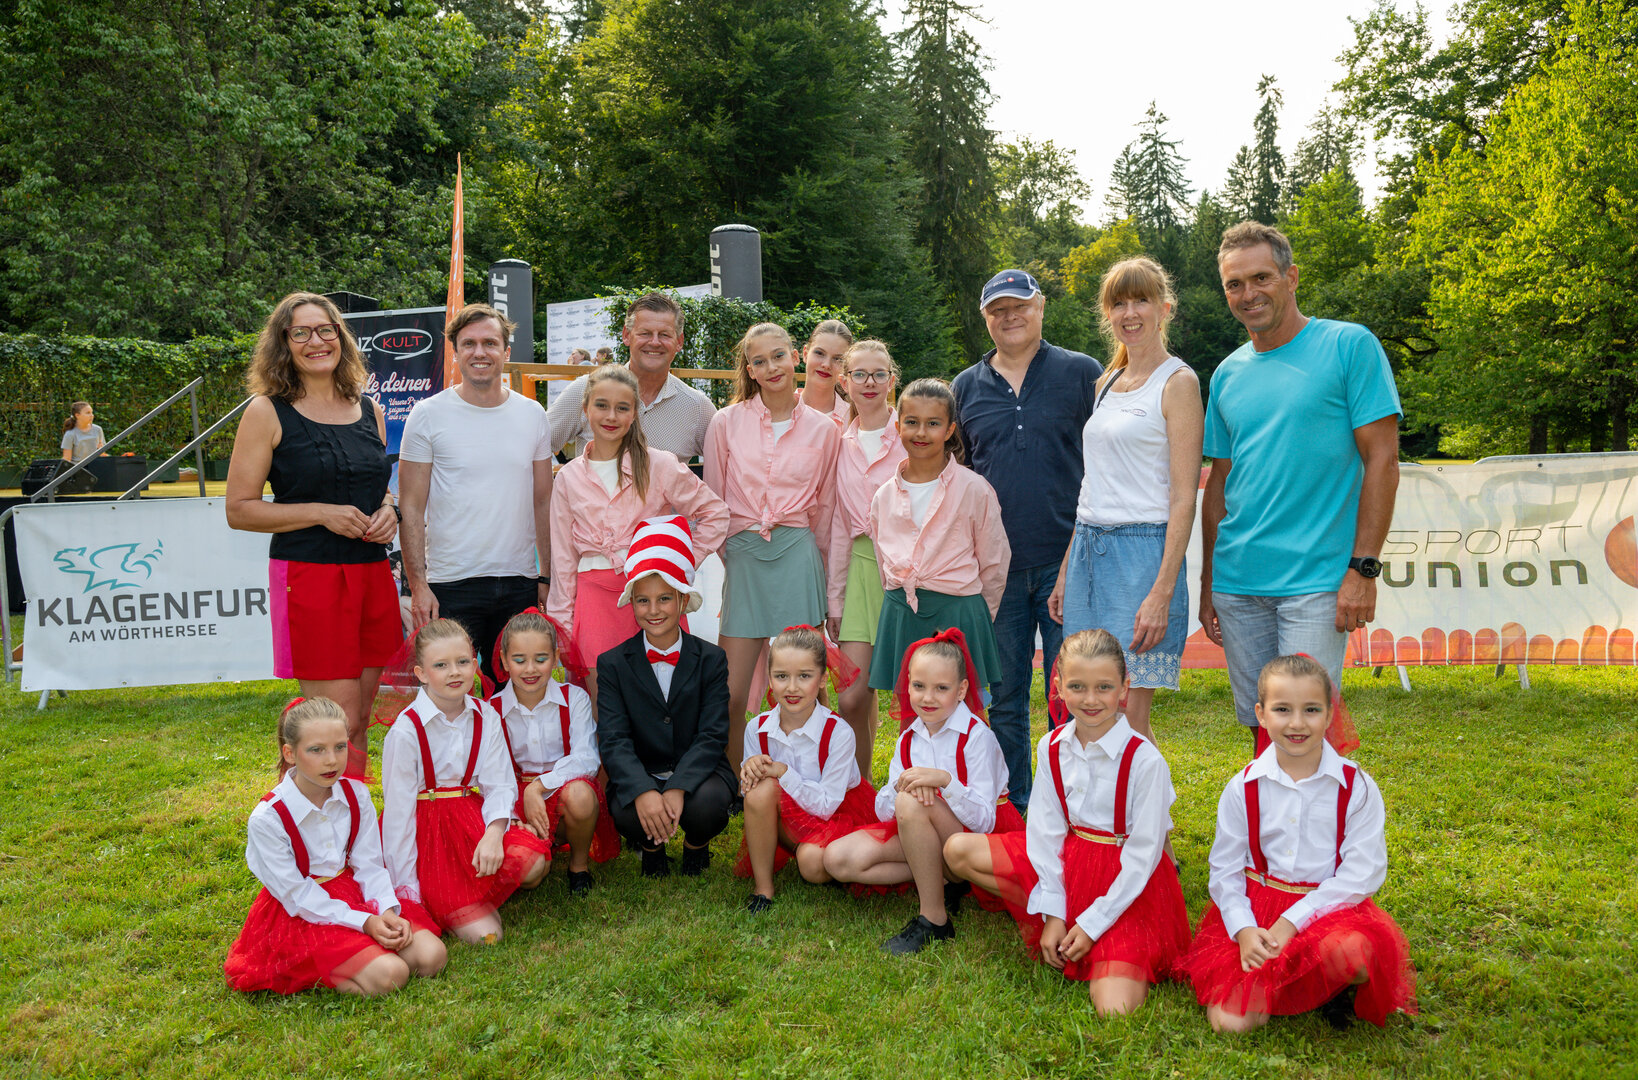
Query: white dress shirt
742 703 860 818
1207 742 1388 939
1023 718 1175 941
495 679 599 790
380 690 520 904
244 773 399 931
875 703 1007 832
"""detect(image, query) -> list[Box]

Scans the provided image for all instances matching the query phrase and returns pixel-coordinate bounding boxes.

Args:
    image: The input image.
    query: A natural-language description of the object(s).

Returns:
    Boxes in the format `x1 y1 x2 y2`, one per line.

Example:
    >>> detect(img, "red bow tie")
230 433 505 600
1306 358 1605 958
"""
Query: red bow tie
646 649 679 666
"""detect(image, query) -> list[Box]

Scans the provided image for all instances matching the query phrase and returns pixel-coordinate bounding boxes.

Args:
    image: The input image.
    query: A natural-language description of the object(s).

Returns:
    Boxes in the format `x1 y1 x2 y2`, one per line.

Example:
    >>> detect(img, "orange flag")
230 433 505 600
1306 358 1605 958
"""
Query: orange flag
442 155 465 388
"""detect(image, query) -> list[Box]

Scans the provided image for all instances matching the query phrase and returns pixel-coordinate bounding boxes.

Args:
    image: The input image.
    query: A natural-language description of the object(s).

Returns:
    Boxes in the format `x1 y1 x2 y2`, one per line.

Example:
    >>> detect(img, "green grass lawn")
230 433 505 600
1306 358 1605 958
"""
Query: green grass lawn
1 655 1634 1079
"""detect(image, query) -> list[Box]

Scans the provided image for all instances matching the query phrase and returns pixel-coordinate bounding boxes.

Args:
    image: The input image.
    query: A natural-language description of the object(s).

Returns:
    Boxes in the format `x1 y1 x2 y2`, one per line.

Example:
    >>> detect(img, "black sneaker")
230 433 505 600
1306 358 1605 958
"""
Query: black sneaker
944 881 971 915
745 892 775 913
640 847 671 878
679 844 712 876
1319 985 1357 1031
883 914 955 955
567 870 594 896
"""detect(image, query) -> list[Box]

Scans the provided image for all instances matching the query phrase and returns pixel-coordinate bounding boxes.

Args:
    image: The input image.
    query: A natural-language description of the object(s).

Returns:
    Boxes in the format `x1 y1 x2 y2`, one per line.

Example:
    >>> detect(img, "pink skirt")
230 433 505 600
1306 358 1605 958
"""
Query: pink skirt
1178 877 1417 1026
515 776 622 865
414 794 550 930
569 570 640 673
223 870 439 994
733 782 879 877
988 831 1191 983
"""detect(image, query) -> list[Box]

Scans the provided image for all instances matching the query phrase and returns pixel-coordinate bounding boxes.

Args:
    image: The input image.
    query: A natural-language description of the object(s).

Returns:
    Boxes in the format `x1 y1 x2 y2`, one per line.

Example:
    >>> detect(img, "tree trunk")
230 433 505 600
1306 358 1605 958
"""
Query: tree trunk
1589 409 1608 452
1529 415 1549 455
1614 397 1631 452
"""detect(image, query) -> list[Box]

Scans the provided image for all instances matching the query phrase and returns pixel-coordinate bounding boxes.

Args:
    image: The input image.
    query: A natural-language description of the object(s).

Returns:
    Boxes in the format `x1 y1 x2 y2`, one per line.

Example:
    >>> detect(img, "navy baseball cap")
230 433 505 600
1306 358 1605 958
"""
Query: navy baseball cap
979 269 1042 312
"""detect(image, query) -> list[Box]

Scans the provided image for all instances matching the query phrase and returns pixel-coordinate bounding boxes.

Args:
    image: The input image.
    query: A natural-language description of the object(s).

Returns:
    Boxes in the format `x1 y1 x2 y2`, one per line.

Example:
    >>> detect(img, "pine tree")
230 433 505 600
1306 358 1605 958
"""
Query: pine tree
1286 104 1360 207
1248 75 1285 223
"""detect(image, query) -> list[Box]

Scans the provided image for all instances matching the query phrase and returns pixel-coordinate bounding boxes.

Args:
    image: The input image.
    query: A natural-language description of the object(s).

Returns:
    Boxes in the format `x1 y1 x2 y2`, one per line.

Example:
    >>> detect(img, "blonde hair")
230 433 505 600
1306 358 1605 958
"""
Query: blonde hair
768 626 827 673
841 340 898 419
497 610 560 661
1059 628 1127 681
732 322 794 404
248 292 367 403
1096 257 1177 394
583 364 651 502
898 378 965 464
1257 653 1333 705
275 696 349 780
412 618 473 669
806 319 854 350
909 639 965 680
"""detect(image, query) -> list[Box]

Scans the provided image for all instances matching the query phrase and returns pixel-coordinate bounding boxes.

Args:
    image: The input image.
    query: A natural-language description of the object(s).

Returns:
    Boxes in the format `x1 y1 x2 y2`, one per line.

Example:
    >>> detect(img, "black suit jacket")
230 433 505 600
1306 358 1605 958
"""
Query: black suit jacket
597 630 734 811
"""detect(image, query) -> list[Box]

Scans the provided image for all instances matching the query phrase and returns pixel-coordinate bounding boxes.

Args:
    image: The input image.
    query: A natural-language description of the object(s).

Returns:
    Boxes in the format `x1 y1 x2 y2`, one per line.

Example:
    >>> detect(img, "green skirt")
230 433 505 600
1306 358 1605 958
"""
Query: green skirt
720 526 826 639
837 535 884 645
867 587 1002 692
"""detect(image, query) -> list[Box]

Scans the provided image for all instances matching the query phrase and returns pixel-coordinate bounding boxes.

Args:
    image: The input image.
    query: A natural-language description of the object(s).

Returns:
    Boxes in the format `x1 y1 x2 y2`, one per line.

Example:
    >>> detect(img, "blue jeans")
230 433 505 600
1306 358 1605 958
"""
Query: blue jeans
990 564 1063 815
1212 591 1347 728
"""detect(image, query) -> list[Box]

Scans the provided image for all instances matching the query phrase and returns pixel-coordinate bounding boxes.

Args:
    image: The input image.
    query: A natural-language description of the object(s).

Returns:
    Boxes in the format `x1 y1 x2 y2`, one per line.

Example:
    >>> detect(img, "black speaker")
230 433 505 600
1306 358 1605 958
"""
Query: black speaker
21 458 93 496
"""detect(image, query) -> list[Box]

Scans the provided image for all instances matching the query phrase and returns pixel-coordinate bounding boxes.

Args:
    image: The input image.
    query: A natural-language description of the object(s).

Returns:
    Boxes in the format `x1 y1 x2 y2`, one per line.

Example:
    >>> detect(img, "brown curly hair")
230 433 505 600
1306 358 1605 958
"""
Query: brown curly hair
248 292 368 403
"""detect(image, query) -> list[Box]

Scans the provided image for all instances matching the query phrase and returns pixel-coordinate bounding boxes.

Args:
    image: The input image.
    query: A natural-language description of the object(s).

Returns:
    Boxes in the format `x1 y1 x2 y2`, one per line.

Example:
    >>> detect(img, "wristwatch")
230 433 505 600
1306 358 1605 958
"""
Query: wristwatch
1348 556 1382 579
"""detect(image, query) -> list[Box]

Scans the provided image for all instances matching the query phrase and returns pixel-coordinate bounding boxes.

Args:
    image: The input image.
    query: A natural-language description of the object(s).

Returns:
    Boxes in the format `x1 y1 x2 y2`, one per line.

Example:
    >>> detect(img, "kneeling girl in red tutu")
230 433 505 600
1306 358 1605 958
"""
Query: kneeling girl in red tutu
225 697 446 995
945 629 1190 1015
491 609 620 897
1179 654 1417 1031
736 625 877 912
823 629 1023 955
381 619 551 945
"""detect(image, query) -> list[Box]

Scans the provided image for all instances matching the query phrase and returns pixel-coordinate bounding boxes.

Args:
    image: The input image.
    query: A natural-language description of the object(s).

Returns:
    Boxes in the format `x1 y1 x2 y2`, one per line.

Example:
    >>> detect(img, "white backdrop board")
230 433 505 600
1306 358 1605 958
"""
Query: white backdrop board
17 499 276 690
543 284 713 365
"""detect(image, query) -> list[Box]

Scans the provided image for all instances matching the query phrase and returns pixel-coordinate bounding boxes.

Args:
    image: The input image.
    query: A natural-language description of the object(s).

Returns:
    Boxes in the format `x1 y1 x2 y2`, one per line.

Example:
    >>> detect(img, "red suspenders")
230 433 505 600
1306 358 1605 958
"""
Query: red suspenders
1047 732 1141 839
759 715 840 773
898 722 971 783
266 779 362 880
1244 762 1359 878
490 693 573 781
404 704 484 794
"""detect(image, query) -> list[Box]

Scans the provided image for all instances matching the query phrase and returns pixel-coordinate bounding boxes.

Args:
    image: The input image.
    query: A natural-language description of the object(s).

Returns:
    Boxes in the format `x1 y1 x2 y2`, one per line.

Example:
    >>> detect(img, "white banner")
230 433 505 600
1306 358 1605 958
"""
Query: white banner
543 284 713 365
17 498 275 690
1353 454 1638 666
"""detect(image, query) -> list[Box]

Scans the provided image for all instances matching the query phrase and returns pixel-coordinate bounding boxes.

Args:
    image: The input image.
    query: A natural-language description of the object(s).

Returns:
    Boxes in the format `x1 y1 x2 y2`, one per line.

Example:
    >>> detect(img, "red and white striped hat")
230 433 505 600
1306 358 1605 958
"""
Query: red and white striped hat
617 515 703 612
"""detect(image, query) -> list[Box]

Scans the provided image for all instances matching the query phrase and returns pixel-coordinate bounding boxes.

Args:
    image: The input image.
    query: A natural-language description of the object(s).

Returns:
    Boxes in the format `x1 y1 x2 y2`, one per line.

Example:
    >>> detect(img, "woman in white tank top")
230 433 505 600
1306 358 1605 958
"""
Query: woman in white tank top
1048 258 1203 739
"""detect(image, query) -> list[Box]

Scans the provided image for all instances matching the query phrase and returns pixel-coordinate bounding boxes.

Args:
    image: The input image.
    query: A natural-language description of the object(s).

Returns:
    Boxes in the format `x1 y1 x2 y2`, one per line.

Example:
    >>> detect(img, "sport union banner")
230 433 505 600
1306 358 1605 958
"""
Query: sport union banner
1349 454 1638 667
16 498 275 691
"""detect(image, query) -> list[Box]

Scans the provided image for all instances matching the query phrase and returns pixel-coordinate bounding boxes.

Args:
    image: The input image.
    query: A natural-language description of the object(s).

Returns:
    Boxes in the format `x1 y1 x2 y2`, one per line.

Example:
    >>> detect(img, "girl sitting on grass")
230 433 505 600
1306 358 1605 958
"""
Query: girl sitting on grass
225 697 446 996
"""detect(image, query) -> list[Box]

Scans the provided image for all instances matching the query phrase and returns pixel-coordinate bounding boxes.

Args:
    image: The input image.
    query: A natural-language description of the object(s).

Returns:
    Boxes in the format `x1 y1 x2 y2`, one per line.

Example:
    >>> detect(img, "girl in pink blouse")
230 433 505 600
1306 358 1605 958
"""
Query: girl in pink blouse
703 323 842 762
824 340 906 776
798 319 855 425
547 365 729 701
866 378 1010 698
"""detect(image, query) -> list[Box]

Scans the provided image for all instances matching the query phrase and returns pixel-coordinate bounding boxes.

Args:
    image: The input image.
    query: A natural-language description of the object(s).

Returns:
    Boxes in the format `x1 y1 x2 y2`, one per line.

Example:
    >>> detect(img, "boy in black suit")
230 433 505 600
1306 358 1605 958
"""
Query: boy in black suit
597 533 735 877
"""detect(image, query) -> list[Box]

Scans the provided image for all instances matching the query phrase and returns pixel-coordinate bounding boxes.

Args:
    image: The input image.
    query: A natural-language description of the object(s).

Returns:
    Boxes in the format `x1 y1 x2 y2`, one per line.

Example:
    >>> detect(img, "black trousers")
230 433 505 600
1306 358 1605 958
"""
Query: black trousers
608 774 733 848
430 575 538 679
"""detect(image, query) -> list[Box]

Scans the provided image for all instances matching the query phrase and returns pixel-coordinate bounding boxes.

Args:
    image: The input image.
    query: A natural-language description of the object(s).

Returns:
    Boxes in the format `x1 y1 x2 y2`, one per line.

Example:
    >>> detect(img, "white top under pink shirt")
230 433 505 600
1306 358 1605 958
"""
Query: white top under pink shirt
1025 718 1175 939
825 408 907 618
703 396 840 541
244 774 400 930
869 456 1010 617
876 703 1008 832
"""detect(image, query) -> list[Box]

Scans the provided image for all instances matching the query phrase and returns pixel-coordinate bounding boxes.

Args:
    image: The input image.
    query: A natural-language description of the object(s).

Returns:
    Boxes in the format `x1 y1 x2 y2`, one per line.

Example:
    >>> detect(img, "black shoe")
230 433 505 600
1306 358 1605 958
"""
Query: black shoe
1319 985 1357 1031
679 844 712 876
567 870 594 896
640 847 671 878
944 881 971 915
745 892 775 913
728 795 745 815
883 914 955 956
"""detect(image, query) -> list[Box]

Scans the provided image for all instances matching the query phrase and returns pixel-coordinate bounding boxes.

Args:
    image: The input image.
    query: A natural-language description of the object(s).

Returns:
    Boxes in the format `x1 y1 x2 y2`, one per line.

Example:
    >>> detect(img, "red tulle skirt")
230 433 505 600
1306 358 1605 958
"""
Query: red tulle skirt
413 794 551 930
1178 877 1417 1025
988 831 1190 983
516 776 622 864
844 796 1025 899
223 870 439 994
733 781 879 877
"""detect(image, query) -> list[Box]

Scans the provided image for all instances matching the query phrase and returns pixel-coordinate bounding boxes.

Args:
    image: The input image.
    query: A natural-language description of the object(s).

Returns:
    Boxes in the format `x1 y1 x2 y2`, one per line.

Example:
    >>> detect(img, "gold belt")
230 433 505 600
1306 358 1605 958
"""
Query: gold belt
1070 827 1125 847
417 787 478 801
314 872 341 884
1244 868 1317 894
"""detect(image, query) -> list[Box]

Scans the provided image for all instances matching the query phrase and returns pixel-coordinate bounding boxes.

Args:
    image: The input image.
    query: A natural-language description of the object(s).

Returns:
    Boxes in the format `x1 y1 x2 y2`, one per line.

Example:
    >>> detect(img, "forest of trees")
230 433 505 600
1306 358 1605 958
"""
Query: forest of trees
1 0 1632 455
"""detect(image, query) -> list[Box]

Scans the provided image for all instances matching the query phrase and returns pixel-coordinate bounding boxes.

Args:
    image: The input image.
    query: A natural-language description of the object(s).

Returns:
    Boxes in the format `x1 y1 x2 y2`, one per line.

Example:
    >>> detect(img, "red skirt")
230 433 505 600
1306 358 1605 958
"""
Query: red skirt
844 796 1024 899
223 870 439 994
1178 877 1417 1026
414 794 550 930
988 831 1191 983
515 776 622 865
733 781 879 878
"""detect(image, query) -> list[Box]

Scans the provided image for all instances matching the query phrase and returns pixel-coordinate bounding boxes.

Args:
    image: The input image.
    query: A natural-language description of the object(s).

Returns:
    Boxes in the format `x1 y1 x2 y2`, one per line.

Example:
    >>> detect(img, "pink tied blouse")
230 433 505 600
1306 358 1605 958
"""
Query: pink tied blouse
702 395 841 542
868 455 1011 616
826 408 907 618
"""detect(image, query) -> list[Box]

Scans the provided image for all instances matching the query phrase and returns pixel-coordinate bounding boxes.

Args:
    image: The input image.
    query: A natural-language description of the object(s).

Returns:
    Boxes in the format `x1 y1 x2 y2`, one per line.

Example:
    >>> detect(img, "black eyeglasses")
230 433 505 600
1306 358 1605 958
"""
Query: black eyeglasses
286 323 341 343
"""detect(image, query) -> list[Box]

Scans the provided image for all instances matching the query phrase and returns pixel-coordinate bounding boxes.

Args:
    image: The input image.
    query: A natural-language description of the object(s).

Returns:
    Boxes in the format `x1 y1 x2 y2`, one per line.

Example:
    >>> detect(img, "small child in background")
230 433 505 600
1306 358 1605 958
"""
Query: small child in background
1179 654 1417 1031
736 625 877 911
225 697 446 995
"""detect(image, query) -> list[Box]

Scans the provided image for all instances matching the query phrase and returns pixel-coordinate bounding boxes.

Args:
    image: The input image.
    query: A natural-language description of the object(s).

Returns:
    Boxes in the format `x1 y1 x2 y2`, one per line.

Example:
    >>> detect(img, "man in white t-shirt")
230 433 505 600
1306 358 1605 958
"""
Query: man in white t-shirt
545 292 716 460
399 304 554 667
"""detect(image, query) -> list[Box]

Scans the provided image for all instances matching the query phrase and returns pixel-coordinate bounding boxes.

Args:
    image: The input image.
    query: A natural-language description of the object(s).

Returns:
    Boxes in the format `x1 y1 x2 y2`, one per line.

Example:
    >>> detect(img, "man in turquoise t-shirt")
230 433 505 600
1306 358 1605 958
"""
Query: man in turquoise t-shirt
1199 223 1401 749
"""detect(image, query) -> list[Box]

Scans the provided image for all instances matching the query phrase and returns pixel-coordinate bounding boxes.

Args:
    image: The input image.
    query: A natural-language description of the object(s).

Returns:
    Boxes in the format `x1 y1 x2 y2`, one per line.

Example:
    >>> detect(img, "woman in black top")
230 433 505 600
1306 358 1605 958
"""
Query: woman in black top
227 292 401 776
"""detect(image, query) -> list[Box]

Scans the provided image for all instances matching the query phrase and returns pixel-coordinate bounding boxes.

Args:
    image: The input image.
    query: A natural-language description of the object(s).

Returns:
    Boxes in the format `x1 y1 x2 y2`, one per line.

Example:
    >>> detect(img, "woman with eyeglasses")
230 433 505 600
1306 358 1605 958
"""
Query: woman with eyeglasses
822 340 904 776
227 292 400 778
